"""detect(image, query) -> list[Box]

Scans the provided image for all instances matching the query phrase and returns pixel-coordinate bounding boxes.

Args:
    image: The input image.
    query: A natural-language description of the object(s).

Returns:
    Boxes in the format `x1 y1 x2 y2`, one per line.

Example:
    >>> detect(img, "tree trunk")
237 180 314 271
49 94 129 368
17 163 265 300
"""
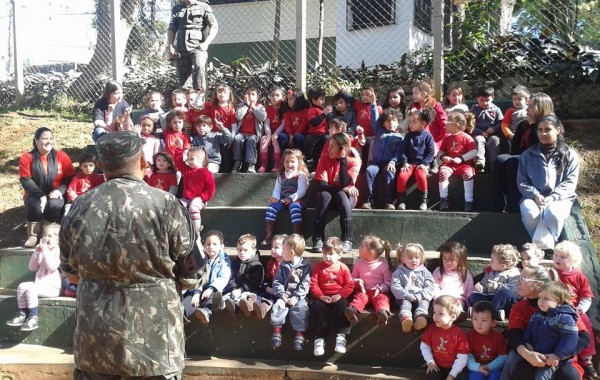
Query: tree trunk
271 0 282 65
68 0 142 101
540 0 576 43
498 0 516 36
452 3 466 45
317 0 324 67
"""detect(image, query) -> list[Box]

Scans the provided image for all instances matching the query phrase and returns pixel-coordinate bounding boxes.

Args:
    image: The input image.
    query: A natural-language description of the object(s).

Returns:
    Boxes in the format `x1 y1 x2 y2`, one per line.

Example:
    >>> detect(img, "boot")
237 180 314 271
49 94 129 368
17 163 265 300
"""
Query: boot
419 191 428 211
292 223 303 237
23 221 40 248
395 192 406 210
271 152 281 173
258 152 269 173
260 220 276 247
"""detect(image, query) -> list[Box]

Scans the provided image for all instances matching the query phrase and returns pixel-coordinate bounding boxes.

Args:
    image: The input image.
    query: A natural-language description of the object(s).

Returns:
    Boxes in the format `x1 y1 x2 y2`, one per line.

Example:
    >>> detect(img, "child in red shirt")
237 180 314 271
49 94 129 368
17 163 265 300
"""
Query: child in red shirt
175 147 216 234
304 87 332 172
65 152 105 214
163 109 191 167
259 87 286 173
438 112 477 212
466 301 507 380
552 241 597 378
146 152 178 195
309 237 354 357
232 85 268 173
278 88 310 153
420 295 469 380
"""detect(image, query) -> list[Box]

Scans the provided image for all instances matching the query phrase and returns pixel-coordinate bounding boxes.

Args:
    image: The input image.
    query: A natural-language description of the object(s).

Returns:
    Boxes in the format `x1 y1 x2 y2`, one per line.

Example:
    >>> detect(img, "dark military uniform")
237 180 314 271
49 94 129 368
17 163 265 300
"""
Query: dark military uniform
60 132 195 378
168 0 218 90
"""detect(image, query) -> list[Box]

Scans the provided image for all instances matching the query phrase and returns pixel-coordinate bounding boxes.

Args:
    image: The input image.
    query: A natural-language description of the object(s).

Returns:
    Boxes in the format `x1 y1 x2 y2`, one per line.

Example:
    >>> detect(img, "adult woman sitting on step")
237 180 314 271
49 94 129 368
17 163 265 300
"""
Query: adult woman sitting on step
500 265 589 380
92 80 131 142
493 93 554 213
517 115 579 250
19 127 76 247
312 133 361 253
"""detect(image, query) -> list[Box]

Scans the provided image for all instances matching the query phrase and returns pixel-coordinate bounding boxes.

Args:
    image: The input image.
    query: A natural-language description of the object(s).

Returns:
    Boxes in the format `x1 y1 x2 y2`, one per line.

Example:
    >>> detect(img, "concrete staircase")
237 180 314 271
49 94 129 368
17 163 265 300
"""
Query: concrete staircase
1 172 599 376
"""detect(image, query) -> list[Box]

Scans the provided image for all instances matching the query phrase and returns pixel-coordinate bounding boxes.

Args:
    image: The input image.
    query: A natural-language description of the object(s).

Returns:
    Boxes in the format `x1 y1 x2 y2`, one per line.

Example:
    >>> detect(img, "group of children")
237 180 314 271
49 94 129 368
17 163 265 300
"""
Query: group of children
173 226 596 379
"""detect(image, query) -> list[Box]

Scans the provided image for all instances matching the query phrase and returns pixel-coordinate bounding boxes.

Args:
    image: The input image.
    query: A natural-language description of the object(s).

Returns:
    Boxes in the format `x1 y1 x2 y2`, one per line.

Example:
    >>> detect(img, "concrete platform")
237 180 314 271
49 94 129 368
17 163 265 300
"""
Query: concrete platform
0 344 426 380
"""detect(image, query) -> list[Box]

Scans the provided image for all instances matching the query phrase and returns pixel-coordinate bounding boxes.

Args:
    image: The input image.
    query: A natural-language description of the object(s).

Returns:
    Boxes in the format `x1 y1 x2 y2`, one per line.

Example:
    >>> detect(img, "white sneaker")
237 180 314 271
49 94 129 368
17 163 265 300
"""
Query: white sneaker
497 309 505 321
247 165 256 173
334 334 347 353
313 337 325 356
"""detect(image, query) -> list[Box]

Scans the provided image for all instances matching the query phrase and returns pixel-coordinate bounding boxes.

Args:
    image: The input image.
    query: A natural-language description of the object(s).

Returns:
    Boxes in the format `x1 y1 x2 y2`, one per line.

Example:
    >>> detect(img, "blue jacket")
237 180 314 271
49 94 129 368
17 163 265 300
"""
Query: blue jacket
517 144 579 201
272 258 311 303
368 105 403 165
523 304 579 360
399 130 435 166
469 104 503 136
192 250 231 295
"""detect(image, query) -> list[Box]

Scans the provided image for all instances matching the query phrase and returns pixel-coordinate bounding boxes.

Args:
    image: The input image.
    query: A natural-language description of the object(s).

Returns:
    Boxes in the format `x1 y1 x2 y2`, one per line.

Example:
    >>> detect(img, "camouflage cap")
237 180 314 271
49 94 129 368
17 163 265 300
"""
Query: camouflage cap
96 131 145 167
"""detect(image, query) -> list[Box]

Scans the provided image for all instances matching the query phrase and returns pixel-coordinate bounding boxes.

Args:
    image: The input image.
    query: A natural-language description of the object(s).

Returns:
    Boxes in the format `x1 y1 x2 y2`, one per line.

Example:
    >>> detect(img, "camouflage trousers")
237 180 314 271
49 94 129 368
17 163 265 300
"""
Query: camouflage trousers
74 369 182 380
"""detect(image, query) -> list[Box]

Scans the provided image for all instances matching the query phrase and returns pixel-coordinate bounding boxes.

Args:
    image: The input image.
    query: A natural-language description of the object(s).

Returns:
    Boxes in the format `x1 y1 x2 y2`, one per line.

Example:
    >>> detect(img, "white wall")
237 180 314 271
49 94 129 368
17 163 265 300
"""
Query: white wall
335 0 433 68
211 0 336 44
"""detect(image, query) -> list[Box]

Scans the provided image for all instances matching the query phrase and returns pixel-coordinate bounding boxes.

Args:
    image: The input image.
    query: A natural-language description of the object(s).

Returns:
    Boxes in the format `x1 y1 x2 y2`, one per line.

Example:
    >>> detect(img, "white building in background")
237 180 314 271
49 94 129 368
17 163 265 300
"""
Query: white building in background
210 0 434 68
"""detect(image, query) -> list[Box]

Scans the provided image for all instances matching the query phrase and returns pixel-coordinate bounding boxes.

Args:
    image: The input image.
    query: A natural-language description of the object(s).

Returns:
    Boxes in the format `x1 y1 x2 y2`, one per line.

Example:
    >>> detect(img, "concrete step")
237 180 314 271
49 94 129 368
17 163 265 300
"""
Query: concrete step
0 343 427 379
202 207 530 251
211 172 499 211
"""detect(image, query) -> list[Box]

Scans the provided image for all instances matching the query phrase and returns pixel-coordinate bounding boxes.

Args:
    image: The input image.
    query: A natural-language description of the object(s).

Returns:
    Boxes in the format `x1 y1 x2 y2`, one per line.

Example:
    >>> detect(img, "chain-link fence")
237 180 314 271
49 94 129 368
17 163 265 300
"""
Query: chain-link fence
0 0 598 112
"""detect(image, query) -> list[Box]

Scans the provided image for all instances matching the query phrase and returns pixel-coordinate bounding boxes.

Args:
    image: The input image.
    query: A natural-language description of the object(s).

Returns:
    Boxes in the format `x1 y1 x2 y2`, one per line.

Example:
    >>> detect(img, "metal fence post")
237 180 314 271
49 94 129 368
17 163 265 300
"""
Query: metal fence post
12 0 24 107
111 0 123 82
296 0 306 92
432 0 444 100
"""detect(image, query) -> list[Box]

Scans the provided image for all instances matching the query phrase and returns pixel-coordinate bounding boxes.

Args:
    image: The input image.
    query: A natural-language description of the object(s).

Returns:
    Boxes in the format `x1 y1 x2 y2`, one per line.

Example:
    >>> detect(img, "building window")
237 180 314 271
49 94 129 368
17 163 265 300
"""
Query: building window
414 0 432 33
347 0 396 31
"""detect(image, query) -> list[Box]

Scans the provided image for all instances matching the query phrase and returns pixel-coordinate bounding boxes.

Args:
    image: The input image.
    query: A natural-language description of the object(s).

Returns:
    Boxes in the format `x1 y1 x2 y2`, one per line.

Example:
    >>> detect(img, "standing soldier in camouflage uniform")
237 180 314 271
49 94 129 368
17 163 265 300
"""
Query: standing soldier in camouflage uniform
167 0 219 91
60 131 196 379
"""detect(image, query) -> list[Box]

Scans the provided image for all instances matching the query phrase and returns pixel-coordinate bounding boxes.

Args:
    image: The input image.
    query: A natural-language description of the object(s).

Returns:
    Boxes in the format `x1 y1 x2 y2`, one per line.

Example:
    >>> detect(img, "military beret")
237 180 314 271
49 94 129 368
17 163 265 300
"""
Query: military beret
96 131 145 167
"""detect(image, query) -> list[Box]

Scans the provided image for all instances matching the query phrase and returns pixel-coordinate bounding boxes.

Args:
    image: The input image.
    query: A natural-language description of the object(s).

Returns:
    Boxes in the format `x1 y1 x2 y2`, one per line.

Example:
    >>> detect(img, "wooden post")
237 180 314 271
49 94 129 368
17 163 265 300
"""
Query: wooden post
12 0 24 107
111 0 123 82
295 0 306 92
432 0 444 100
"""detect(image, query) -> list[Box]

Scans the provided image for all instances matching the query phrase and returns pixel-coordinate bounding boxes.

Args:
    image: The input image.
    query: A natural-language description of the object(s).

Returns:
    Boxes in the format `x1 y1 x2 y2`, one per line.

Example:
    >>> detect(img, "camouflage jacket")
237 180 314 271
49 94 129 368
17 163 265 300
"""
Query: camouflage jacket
59 175 194 376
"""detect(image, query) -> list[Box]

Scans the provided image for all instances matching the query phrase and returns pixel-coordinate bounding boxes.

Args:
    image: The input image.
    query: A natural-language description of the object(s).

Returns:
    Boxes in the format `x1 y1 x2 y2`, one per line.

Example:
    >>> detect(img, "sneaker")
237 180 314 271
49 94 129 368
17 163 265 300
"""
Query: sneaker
475 161 485 173
400 315 413 333
257 166 266 173
247 165 256 174
496 309 505 321
293 334 305 351
342 240 352 252
439 197 449 211
467 307 473 318
413 315 428 330
313 338 325 356
225 298 236 315
254 301 271 319
396 202 406 211
334 334 347 353
344 307 358 324
419 199 428 211
195 308 211 324
376 309 389 326
271 331 282 349
239 298 254 316
313 238 324 253
464 202 474 212
20 316 38 331
212 292 224 313
6 311 27 327
385 203 395 210
360 201 372 209
231 161 242 173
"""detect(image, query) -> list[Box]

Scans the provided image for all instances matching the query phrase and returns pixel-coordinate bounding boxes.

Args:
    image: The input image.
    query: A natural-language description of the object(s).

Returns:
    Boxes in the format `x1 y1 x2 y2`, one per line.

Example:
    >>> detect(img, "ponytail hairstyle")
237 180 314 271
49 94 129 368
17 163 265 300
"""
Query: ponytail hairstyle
396 242 426 267
283 88 310 112
362 235 393 269
411 107 436 125
537 114 571 173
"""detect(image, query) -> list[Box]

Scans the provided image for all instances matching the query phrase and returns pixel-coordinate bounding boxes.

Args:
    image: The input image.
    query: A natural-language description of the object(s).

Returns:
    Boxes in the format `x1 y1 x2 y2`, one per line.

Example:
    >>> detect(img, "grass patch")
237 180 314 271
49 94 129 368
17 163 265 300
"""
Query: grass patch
0 112 599 252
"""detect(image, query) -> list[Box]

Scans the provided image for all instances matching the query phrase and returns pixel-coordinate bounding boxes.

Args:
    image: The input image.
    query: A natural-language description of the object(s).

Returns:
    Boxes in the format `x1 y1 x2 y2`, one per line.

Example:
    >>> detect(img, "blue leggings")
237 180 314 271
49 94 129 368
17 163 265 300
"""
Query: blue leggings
265 201 304 224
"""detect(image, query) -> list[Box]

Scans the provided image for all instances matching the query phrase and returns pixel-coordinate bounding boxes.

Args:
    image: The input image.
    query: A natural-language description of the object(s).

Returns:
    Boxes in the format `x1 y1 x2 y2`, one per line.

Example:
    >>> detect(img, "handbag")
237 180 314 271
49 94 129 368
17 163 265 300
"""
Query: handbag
532 207 555 249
